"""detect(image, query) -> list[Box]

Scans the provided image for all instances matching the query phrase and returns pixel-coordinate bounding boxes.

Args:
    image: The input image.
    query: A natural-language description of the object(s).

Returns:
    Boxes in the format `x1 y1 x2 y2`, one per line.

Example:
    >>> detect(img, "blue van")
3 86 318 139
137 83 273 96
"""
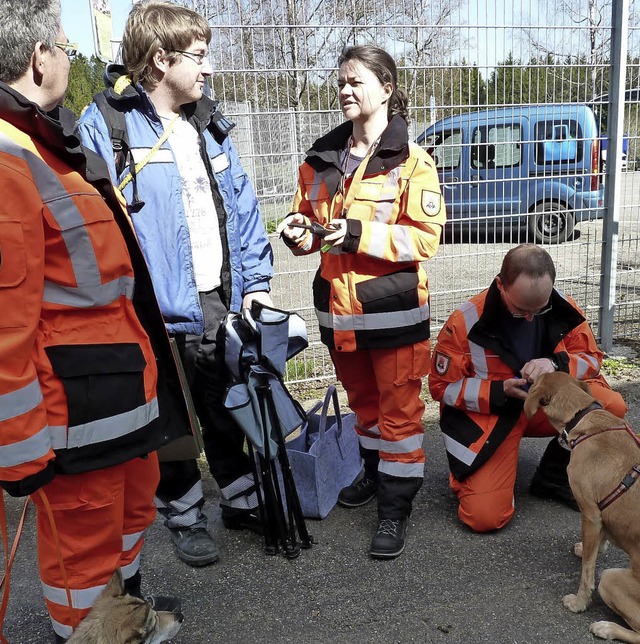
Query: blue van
417 104 604 244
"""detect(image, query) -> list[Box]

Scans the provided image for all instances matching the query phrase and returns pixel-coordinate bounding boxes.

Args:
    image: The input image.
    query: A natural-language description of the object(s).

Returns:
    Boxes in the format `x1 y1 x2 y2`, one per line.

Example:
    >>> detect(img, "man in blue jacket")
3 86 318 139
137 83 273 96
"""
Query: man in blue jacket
78 0 274 566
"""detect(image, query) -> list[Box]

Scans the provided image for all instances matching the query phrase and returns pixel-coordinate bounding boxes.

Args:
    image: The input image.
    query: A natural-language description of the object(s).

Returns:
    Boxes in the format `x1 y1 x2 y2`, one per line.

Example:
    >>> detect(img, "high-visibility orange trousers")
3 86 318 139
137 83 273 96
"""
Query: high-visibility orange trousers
450 380 627 533
331 341 430 483
32 452 160 640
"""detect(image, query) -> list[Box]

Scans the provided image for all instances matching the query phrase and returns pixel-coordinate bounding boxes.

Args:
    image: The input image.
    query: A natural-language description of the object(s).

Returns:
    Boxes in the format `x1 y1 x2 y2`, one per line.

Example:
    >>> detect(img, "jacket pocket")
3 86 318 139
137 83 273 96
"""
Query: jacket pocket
45 343 147 429
355 267 419 315
0 219 27 328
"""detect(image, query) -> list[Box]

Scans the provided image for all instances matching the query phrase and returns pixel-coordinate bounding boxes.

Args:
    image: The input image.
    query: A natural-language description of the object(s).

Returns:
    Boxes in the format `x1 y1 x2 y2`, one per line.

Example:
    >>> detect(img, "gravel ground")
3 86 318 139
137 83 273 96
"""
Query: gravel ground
3 339 640 644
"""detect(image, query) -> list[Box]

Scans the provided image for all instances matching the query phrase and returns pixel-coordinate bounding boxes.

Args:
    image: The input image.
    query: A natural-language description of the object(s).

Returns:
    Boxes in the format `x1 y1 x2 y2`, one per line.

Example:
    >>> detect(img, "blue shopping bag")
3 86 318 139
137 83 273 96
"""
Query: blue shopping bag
285 385 362 519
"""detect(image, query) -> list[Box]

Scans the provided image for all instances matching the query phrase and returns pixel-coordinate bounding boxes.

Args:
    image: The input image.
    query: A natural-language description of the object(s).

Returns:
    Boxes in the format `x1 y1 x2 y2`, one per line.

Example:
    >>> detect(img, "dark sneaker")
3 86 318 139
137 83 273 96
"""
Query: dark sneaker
337 476 377 508
530 469 579 511
170 527 220 567
221 508 263 535
369 518 408 559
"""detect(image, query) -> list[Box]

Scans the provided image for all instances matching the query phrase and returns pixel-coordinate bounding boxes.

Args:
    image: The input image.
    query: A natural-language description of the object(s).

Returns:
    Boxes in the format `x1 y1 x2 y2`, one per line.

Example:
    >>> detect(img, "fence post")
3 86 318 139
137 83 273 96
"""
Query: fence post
599 0 629 351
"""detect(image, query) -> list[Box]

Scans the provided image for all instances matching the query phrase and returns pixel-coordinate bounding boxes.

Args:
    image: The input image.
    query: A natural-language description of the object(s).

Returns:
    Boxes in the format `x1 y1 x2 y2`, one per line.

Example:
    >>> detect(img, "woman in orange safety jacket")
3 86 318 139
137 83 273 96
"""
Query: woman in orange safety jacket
278 45 446 559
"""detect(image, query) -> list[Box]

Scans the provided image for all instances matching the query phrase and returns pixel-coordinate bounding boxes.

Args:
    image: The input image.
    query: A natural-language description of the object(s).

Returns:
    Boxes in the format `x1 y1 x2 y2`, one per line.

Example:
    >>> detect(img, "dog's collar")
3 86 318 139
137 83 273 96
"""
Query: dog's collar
561 401 603 445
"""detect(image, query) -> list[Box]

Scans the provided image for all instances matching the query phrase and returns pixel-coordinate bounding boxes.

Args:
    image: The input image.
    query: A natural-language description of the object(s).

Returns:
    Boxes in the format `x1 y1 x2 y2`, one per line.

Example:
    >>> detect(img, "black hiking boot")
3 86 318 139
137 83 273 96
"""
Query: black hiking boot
369 518 408 559
530 436 578 511
170 527 220 566
338 475 378 508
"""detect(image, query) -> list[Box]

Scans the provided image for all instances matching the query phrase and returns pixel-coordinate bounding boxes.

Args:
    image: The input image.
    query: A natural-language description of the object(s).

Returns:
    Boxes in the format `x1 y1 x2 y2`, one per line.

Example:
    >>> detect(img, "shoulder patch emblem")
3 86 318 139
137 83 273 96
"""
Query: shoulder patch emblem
421 190 442 217
434 351 451 376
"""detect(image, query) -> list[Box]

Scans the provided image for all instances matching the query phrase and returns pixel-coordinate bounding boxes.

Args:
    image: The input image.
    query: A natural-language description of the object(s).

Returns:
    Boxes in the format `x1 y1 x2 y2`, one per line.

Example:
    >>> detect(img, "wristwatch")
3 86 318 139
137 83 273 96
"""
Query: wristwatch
549 357 559 371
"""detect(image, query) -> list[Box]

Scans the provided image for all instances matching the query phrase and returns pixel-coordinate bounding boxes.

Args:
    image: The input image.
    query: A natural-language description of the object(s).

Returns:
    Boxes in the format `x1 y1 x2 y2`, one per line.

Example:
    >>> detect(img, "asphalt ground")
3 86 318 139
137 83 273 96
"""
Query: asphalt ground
3 352 640 644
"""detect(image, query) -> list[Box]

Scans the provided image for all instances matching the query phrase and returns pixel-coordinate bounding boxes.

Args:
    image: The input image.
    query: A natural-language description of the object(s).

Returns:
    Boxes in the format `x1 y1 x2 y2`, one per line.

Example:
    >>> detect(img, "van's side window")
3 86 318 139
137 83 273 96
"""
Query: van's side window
471 125 522 170
425 130 462 171
534 120 583 164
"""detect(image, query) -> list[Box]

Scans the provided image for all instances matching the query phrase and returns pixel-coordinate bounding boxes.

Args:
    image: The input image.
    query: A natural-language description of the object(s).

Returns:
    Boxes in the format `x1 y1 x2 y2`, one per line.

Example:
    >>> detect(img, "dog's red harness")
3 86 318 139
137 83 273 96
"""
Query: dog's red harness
564 406 640 511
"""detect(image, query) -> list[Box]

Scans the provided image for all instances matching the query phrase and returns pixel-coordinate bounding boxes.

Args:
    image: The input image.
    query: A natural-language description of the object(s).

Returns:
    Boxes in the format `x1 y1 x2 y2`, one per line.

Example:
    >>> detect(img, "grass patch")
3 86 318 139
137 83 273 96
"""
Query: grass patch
602 356 639 377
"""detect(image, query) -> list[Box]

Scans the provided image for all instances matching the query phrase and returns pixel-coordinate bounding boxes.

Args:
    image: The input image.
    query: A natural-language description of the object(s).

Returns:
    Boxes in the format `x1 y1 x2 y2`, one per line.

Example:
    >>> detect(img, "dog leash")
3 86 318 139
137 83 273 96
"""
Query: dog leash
0 489 79 643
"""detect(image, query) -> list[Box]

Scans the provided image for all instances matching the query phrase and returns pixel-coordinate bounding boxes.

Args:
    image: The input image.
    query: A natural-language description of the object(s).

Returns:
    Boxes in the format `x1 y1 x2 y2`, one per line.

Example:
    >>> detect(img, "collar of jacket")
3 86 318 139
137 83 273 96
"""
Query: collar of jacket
0 81 116 185
468 279 586 371
103 64 219 134
304 114 410 197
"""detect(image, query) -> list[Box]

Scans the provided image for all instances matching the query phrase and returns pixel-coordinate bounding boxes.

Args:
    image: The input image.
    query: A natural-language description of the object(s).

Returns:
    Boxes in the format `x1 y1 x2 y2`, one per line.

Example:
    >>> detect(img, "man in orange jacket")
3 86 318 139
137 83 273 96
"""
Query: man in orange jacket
0 1 189 641
429 244 626 533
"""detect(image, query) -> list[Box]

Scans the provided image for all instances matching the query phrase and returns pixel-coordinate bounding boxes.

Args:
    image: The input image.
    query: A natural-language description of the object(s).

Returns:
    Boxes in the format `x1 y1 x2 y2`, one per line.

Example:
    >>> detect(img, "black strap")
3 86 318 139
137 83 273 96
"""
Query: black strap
93 91 129 176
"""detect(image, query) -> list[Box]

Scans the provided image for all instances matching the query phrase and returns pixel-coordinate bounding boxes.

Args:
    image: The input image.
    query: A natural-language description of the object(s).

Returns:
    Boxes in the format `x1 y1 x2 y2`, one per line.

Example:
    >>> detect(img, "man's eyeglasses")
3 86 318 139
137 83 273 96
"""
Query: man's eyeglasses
502 288 552 318
55 41 79 59
172 50 208 65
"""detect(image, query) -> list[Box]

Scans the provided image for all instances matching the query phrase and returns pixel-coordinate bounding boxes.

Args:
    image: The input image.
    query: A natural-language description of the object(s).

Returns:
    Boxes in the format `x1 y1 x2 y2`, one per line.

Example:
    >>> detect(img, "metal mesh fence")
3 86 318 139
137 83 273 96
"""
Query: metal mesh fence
178 0 640 383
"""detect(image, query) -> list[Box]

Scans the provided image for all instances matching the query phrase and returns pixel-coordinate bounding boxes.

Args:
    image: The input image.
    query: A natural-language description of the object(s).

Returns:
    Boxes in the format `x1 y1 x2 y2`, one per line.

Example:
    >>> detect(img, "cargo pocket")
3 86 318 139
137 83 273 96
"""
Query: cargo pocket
45 343 147 430
394 340 430 386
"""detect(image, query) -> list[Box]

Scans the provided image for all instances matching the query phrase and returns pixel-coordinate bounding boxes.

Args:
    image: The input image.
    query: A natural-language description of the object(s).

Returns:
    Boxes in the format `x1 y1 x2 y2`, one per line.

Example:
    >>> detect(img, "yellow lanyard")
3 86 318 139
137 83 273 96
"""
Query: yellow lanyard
117 113 180 192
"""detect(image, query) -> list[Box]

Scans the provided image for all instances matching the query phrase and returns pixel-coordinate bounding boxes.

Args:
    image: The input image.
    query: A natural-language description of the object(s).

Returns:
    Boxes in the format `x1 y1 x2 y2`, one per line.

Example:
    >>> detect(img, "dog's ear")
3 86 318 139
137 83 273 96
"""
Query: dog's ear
576 379 591 394
523 383 550 419
103 569 125 598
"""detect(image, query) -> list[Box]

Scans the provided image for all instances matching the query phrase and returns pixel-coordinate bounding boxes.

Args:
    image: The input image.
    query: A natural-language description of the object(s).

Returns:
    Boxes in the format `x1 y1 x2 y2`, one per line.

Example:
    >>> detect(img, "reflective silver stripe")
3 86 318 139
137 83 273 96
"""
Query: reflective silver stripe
49 425 68 450
380 167 401 199
120 553 141 580
0 424 51 467
576 354 599 379
130 147 173 164
219 472 254 499
67 398 158 449
325 304 429 332
0 379 43 422
443 380 463 407
359 435 380 451
443 434 477 466
390 225 416 262
42 580 104 609
378 460 424 478
50 619 73 639
373 200 394 223
368 221 387 258
43 276 134 307
0 132 130 308
463 378 482 412
123 529 145 553
155 479 204 513
460 302 489 379
224 490 258 510
379 434 424 455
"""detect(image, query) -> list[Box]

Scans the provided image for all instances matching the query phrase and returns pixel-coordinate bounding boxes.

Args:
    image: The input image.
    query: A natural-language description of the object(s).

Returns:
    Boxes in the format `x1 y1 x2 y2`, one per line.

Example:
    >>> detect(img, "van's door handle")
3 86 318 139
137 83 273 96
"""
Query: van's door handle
470 175 482 188
443 177 459 186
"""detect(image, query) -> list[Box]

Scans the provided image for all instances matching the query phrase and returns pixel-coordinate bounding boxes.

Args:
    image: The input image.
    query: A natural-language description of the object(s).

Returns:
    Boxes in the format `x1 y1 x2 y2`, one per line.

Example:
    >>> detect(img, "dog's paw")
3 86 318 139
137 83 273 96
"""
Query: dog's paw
589 620 617 640
562 593 588 613
573 542 583 558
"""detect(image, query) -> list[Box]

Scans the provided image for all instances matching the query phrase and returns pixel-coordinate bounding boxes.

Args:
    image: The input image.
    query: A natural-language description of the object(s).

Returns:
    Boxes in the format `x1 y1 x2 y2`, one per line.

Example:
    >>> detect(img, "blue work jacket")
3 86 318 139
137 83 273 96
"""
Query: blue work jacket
77 68 273 335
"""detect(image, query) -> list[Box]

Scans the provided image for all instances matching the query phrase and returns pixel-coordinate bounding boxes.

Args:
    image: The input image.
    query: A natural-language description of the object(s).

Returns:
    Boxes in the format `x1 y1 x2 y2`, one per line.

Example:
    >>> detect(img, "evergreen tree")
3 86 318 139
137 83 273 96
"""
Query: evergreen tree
64 55 107 118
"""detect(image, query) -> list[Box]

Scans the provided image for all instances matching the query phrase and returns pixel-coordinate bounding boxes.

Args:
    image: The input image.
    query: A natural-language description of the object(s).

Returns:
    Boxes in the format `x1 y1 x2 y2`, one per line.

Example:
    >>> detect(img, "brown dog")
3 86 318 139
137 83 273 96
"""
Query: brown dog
524 371 640 643
67 570 183 644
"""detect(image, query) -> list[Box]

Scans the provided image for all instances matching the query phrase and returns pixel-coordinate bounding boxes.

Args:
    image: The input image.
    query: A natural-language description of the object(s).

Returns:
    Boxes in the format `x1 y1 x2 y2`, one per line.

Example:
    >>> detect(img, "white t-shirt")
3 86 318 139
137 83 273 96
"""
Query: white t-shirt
162 113 223 292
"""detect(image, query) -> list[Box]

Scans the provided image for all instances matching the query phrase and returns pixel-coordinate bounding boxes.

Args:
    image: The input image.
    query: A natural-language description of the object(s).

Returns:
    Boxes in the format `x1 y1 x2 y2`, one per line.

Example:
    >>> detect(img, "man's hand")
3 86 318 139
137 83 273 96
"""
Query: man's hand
321 219 347 248
504 377 529 400
520 358 556 382
242 291 273 310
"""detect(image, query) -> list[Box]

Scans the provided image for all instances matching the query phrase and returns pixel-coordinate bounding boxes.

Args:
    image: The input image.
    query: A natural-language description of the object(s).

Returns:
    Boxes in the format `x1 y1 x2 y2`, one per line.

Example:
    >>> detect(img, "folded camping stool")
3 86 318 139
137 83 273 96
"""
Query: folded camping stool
223 301 312 557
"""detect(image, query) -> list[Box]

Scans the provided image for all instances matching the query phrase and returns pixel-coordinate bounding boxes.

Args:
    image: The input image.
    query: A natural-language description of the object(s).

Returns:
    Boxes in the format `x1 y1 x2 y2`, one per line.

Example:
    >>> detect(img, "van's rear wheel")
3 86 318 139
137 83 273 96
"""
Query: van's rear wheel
528 202 574 244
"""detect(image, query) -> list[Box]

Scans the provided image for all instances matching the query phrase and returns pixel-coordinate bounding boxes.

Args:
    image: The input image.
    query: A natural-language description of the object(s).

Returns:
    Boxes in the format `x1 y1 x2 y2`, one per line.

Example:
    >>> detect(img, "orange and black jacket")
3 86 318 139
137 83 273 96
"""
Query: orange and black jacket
289 115 446 353
429 280 607 480
0 83 189 496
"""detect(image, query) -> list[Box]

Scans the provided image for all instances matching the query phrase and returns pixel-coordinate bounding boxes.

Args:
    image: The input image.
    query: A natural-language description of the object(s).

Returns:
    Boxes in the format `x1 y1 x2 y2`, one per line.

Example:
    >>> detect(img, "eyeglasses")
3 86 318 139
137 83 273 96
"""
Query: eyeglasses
54 41 79 59
172 50 208 65
501 287 552 318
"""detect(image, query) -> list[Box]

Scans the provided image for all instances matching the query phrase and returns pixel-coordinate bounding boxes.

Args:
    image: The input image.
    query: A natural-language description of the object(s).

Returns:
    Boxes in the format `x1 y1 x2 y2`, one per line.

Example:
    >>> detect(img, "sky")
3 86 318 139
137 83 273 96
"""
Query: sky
61 0 511 69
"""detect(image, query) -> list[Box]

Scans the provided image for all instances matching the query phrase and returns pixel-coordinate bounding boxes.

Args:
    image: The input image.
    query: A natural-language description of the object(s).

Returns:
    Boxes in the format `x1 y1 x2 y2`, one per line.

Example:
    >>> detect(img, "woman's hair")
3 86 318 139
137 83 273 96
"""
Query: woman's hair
338 45 409 122
0 0 60 84
122 0 211 87
499 244 556 286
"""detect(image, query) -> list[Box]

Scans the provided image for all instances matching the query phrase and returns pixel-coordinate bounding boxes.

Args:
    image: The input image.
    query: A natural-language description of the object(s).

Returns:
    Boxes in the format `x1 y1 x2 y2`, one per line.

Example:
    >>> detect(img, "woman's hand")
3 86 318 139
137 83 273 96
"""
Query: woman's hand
321 219 347 248
276 213 307 243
